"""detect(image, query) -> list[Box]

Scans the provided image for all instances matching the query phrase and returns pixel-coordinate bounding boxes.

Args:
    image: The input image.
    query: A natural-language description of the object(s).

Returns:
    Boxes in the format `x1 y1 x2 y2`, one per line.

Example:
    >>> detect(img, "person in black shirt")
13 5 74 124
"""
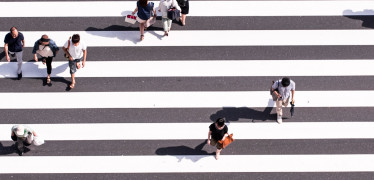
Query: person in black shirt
208 118 228 160
4 27 25 80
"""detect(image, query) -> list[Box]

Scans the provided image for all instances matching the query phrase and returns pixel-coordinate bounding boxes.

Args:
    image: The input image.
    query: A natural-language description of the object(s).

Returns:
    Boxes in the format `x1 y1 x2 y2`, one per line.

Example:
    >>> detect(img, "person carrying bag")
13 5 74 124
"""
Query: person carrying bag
159 0 181 36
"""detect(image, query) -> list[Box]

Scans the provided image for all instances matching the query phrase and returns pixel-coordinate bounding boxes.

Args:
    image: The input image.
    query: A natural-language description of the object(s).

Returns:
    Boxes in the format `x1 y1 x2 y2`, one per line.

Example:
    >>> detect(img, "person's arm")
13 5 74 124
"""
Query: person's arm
34 54 38 62
4 43 10 62
82 49 87 68
207 131 212 144
291 90 295 103
132 7 138 15
62 46 73 61
32 130 37 136
22 39 25 48
271 82 281 98
32 41 38 61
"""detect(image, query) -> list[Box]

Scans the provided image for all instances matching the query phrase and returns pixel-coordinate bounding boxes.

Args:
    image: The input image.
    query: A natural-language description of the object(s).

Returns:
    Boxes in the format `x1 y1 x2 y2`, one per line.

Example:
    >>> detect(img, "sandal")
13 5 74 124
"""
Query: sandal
140 35 144 41
69 83 75 89
46 78 51 84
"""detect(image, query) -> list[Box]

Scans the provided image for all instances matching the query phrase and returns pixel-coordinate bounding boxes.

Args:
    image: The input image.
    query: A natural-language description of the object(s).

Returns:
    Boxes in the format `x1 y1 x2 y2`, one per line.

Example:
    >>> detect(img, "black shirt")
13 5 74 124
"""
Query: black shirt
4 32 24 52
209 123 228 141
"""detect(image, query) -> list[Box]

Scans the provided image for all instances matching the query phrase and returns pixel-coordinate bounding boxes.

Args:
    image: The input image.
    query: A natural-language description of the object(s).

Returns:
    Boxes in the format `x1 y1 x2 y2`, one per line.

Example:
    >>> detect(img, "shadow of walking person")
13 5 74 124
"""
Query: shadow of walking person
343 9 374 28
155 140 214 162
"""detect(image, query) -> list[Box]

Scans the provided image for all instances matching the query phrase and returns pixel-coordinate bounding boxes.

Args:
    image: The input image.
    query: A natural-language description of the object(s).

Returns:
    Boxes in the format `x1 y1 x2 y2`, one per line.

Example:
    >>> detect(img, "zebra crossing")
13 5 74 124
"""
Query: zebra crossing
1 0 374 179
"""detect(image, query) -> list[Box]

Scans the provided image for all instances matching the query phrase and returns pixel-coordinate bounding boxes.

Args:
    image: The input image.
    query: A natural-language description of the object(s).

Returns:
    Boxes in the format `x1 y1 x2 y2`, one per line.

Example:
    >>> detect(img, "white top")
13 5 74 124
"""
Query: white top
159 0 181 18
63 40 87 59
37 45 53 57
272 79 296 100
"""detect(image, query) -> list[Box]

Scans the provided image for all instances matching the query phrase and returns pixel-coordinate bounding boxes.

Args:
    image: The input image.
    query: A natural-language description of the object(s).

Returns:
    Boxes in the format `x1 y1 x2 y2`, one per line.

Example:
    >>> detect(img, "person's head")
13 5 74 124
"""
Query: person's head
281 77 291 87
139 0 148 7
72 34 80 46
15 125 25 138
215 118 225 127
10 27 18 38
39 34 50 45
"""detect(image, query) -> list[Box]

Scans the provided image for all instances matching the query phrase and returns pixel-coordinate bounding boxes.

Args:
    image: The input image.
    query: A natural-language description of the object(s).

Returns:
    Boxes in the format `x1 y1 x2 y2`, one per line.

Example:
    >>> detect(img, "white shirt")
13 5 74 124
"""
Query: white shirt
63 40 87 59
159 0 181 18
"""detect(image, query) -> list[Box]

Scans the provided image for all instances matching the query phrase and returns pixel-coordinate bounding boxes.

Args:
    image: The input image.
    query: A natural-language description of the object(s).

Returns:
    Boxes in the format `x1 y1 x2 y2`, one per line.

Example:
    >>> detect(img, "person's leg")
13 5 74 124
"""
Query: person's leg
69 60 77 88
15 51 23 78
181 14 186 25
139 23 145 40
276 98 283 123
46 57 53 83
16 137 24 155
215 148 222 160
162 18 169 36
167 18 172 32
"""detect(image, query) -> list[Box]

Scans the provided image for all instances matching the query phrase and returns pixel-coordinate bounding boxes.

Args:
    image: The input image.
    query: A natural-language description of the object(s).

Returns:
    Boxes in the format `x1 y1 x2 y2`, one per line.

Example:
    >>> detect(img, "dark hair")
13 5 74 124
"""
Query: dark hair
10 26 17 32
72 34 80 43
139 0 148 8
281 77 291 87
216 118 225 127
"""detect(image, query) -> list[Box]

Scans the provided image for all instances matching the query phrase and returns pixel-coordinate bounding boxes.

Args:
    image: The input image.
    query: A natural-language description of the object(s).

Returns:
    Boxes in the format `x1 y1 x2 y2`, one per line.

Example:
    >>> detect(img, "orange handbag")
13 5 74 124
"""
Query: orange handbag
218 133 234 149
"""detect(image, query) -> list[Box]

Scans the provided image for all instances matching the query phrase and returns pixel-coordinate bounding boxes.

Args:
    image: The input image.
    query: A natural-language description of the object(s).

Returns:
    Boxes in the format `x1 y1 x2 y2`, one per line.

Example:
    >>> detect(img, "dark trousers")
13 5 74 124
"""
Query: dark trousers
43 57 53 75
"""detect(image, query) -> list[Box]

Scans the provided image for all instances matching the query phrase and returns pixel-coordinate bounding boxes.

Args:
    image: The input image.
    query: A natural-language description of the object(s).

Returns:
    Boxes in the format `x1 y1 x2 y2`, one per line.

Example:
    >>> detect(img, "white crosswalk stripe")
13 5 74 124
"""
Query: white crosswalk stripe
0 0 373 178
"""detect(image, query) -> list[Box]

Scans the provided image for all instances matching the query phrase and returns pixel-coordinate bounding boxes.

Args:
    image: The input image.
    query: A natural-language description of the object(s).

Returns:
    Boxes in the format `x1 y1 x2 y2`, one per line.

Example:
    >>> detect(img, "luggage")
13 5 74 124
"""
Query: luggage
33 136 45 146
218 133 234 149
167 8 181 20
125 15 137 24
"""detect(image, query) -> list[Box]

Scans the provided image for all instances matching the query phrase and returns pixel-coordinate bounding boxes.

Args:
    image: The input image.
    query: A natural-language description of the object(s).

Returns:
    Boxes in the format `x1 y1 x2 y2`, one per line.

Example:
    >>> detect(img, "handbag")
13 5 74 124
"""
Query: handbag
64 37 71 60
167 7 181 20
125 15 137 24
218 133 234 149
270 80 280 101
33 136 45 146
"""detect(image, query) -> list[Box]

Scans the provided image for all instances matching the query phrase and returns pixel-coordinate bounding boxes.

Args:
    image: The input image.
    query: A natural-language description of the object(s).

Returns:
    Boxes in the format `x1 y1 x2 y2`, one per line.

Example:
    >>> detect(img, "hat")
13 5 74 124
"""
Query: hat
15 125 25 137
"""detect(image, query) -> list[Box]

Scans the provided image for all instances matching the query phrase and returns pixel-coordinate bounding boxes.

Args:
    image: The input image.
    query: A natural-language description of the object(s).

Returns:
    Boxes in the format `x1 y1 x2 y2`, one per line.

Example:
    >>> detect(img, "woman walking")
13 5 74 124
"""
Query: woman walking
159 0 181 36
207 118 229 160
177 0 189 26
132 0 157 40
32 34 59 85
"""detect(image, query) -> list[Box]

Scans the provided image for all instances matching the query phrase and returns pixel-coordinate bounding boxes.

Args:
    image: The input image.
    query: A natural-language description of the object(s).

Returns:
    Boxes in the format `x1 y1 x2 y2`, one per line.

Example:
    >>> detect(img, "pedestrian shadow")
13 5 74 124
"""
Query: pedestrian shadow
0 142 16 155
210 99 287 123
343 9 374 28
155 140 214 162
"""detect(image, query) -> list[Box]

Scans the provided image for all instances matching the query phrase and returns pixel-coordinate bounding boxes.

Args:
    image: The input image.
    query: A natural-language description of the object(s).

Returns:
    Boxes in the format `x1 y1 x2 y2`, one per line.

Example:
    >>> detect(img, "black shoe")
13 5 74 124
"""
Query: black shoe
17 72 22 80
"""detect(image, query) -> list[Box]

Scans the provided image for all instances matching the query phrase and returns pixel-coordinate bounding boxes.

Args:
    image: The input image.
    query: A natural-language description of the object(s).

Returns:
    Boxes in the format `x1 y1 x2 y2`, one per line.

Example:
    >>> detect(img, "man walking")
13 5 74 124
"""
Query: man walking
4 27 25 80
62 34 87 89
11 125 38 156
271 77 295 124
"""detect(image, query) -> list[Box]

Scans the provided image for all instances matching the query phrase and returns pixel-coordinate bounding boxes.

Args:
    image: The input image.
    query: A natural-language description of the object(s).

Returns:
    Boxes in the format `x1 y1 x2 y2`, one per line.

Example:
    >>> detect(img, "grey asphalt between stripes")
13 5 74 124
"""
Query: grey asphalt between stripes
2 46 374 62
1 173 374 180
1 16 372 31
2 139 374 156
0 76 373 92
1 107 373 124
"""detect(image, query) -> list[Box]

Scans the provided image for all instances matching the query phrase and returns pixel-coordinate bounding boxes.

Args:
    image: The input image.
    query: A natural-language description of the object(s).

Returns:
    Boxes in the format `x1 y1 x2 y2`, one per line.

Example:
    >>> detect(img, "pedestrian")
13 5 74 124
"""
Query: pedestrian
158 0 181 36
32 35 59 85
4 27 25 80
207 118 229 160
132 0 157 41
177 0 189 26
271 77 295 124
62 34 87 89
11 125 37 156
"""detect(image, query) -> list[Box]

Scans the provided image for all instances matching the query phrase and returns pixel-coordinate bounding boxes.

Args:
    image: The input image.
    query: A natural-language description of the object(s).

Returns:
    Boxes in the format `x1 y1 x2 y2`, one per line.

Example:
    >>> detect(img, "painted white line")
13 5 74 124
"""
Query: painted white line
0 91 373 109
1 155 374 173
1 30 374 47
0 1 373 17
1 122 374 140
1 60 374 78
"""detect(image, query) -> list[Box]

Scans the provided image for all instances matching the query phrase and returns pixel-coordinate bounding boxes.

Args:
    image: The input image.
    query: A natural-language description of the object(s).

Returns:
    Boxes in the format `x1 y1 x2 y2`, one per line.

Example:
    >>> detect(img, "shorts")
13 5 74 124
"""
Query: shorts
69 57 82 75
210 138 223 149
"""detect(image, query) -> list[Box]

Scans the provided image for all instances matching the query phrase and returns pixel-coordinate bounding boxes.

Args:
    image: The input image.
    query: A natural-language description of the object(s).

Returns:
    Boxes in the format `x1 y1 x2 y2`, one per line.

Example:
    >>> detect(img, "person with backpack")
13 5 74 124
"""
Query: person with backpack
177 0 189 26
32 34 59 85
271 77 295 124
158 0 181 36
62 34 87 89
132 0 157 41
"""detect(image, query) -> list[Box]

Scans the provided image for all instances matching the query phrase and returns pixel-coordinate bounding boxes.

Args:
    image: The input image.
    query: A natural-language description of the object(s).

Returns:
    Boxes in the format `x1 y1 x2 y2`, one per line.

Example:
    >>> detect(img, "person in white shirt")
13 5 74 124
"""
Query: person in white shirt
11 125 38 156
62 34 87 89
271 77 295 124
158 0 181 36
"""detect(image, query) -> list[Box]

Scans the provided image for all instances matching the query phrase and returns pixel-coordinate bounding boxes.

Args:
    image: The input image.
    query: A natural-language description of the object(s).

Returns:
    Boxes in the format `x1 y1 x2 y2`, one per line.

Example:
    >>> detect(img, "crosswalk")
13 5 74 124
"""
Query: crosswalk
1 0 374 179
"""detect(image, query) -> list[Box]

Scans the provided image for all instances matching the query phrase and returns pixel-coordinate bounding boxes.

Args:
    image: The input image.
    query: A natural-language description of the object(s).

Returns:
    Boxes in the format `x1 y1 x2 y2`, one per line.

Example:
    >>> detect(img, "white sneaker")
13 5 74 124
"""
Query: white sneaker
277 115 282 124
